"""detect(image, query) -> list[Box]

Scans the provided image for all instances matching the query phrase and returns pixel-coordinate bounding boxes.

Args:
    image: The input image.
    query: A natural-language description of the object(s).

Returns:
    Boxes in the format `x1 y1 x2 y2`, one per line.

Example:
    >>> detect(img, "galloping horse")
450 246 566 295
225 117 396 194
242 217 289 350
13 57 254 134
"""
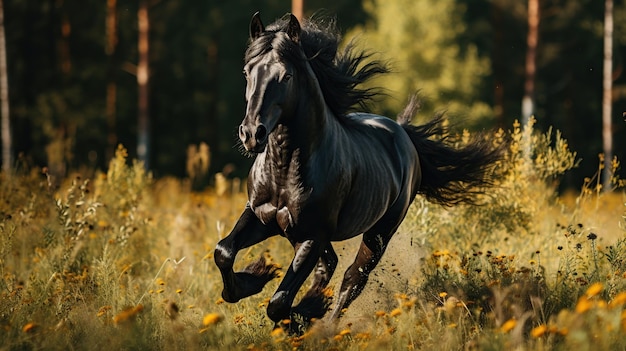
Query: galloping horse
214 13 501 331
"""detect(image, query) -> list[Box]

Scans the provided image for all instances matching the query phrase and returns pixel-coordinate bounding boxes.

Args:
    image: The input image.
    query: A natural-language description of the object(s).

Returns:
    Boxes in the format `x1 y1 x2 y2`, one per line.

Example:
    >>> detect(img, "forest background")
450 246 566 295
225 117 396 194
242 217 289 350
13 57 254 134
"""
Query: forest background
2 0 625 188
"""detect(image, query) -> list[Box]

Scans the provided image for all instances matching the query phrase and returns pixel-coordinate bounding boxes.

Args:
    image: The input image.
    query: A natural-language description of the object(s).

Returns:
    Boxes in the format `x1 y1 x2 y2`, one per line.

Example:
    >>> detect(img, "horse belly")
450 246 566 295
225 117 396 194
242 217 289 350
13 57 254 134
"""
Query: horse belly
332 150 417 241
332 188 395 241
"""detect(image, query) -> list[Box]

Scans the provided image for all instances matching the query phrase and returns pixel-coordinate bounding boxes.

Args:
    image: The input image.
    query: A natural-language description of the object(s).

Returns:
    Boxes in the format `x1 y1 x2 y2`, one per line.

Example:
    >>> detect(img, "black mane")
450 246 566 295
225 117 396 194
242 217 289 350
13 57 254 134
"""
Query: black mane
244 15 389 118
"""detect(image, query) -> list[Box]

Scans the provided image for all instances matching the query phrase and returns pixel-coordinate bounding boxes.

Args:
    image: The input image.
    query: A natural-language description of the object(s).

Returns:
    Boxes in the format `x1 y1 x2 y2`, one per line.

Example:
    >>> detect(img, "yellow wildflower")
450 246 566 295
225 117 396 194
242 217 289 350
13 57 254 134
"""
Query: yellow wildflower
402 298 417 309
501 318 517 333
575 297 592 314
395 293 408 300
585 282 603 298
530 324 548 338
22 322 38 333
531 324 548 338
112 304 144 325
390 308 402 317
202 313 223 326
338 328 351 336
270 327 285 339
609 292 626 308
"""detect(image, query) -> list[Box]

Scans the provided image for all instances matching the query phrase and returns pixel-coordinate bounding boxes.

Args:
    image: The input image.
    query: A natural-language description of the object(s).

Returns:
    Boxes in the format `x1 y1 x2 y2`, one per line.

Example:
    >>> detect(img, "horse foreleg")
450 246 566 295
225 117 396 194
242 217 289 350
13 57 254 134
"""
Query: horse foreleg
267 239 322 330
214 205 279 303
291 244 338 322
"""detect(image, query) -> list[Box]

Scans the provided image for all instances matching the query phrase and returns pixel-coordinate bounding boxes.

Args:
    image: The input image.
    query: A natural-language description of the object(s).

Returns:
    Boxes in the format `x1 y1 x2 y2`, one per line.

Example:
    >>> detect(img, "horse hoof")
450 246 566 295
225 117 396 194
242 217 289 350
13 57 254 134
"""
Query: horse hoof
220 290 240 303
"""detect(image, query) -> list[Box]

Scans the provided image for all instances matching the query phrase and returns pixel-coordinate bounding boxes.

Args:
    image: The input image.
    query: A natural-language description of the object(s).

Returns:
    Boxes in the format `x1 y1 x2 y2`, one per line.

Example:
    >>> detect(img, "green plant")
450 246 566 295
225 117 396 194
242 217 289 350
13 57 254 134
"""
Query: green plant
0 123 624 350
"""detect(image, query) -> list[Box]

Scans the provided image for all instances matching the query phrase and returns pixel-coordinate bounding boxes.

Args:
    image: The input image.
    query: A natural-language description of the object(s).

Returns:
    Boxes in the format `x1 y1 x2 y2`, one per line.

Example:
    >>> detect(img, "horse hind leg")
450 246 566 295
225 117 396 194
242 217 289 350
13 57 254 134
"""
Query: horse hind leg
329 203 409 320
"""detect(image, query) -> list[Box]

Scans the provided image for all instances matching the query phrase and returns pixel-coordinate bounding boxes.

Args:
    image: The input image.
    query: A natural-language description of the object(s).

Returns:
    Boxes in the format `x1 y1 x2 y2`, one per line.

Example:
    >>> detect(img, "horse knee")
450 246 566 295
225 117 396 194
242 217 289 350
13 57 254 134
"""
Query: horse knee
214 242 234 270
267 291 290 323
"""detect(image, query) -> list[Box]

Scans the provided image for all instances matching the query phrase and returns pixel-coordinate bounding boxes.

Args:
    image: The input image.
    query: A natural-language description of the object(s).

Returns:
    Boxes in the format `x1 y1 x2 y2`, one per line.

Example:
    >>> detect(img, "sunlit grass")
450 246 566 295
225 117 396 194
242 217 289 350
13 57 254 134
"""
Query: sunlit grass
0 121 625 350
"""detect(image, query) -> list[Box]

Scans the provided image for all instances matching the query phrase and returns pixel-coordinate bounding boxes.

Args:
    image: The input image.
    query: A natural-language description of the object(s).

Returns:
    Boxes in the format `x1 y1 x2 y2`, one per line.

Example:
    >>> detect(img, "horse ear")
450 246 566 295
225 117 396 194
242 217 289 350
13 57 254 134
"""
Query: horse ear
286 14 301 44
249 12 265 40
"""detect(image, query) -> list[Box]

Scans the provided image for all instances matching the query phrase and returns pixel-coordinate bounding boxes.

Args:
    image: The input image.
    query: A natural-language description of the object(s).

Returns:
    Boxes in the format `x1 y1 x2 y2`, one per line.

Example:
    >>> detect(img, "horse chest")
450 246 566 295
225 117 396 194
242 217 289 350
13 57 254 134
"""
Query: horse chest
249 142 310 233
250 186 301 233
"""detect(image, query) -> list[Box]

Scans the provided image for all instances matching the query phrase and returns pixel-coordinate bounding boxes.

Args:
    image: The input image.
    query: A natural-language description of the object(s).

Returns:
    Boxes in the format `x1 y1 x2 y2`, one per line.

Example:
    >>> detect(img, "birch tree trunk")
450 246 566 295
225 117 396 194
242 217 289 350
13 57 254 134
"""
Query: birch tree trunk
0 0 11 173
106 0 118 163
522 0 539 125
137 0 150 169
291 0 303 22
602 0 613 190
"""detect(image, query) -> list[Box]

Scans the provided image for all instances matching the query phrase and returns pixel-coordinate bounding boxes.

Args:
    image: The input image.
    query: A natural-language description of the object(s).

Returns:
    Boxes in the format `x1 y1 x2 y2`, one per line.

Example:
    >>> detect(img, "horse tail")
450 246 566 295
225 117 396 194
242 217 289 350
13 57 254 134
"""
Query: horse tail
397 95 503 206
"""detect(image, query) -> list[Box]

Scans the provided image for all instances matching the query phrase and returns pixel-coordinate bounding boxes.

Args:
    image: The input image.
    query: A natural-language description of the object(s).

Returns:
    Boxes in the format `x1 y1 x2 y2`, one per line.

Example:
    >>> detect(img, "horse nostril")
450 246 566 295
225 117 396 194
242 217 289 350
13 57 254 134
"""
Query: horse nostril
255 124 267 143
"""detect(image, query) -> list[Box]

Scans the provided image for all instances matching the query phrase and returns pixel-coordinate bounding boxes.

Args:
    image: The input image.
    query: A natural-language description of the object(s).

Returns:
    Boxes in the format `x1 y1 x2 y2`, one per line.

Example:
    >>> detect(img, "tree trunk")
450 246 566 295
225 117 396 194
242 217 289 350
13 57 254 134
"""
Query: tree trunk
105 0 118 163
0 0 10 173
137 0 150 169
602 0 613 190
59 1 71 75
291 0 303 21
522 0 539 125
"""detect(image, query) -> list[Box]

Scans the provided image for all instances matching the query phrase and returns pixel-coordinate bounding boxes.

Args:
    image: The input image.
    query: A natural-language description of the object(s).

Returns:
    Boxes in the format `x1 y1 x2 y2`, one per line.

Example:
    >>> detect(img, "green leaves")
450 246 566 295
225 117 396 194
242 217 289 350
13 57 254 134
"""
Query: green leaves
345 0 492 125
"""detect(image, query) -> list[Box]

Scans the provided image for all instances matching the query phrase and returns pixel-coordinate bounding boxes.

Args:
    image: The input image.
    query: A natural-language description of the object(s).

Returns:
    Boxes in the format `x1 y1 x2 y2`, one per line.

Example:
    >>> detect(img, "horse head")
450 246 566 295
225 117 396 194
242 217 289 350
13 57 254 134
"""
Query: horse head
239 12 303 153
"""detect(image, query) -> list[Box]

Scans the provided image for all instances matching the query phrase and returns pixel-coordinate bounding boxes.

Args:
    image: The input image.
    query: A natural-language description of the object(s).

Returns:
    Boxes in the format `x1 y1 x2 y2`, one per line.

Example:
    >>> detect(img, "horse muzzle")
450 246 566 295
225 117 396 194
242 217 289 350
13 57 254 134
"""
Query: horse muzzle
239 123 268 153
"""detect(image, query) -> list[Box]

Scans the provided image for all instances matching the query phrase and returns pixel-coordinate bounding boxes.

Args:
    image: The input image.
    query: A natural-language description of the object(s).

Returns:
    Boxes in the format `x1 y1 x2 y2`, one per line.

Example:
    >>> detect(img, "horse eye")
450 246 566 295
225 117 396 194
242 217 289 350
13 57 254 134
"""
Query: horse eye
283 73 293 82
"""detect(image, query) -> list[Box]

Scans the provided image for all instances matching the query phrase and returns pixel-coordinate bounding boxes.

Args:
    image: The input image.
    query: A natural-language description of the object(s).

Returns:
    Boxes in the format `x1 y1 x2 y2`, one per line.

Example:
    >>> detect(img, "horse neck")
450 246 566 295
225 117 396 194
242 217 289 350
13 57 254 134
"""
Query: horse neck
280 67 337 158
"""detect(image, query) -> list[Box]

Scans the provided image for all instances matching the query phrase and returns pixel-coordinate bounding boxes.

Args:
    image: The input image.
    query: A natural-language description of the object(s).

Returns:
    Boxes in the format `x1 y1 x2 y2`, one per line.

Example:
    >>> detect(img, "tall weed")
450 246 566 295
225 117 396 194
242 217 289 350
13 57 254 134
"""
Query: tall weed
0 121 624 350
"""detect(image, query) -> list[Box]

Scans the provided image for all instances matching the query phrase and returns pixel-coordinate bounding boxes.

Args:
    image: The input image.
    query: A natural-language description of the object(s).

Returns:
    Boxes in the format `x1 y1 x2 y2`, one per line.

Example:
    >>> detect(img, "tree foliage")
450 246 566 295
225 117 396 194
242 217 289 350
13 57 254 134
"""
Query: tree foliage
0 0 624 188
346 0 493 126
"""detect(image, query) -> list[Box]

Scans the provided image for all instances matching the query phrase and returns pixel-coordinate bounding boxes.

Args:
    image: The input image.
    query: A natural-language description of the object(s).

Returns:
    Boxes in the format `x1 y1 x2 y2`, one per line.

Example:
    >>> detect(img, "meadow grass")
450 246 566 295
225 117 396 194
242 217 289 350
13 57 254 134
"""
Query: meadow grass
0 121 625 351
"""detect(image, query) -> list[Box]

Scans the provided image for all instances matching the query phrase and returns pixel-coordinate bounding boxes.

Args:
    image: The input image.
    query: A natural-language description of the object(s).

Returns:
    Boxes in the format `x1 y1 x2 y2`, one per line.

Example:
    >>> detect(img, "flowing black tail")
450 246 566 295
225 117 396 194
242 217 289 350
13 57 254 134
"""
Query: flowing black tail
397 95 504 206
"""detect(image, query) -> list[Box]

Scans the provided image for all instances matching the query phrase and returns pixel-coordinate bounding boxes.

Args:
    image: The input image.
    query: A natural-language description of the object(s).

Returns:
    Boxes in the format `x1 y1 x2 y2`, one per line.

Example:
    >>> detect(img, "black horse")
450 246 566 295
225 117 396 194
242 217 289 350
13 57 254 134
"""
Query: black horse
214 12 502 331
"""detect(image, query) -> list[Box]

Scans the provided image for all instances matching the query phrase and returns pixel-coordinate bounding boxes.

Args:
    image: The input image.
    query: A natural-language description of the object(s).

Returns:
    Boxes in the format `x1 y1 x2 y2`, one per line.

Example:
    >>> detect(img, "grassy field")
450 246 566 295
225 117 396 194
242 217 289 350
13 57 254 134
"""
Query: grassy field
1 120 625 350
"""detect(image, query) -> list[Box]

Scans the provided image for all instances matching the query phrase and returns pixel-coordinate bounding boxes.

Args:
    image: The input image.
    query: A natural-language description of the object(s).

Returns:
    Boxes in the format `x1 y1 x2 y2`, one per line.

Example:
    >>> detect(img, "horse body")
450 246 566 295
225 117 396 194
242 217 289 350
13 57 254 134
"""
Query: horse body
249 112 420 242
214 12 501 332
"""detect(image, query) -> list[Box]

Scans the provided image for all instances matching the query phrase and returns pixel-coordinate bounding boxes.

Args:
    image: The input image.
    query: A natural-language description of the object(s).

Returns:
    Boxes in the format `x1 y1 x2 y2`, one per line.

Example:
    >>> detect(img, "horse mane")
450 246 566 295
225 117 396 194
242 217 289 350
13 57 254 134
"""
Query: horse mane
244 15 389 119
